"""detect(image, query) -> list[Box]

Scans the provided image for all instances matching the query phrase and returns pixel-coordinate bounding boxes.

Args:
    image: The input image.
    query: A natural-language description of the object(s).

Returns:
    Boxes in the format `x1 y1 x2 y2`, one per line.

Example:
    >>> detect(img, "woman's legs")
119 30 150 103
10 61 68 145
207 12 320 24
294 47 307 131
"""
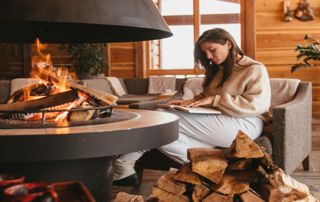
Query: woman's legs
114 111 263 182
159 111 263 163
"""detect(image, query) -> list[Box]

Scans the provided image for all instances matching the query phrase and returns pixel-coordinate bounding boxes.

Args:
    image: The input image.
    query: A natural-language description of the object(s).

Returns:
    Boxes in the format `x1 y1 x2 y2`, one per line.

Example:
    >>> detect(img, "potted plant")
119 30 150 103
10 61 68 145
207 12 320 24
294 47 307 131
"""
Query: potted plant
291 34 320 72
60 43 108 79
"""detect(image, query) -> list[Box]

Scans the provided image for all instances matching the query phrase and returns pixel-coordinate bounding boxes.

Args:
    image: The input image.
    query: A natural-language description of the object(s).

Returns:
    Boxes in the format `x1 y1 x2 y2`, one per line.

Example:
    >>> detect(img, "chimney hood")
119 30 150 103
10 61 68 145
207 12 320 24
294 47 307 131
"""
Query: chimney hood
0 0 172 43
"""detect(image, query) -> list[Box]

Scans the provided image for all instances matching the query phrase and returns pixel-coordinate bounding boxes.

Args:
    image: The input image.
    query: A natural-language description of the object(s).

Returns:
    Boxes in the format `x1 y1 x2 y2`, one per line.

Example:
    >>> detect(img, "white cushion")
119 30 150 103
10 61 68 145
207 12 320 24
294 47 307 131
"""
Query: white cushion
182 77 204 100
83 78 114 94
105 77 127 96
270 78 300 108
148 76 176 94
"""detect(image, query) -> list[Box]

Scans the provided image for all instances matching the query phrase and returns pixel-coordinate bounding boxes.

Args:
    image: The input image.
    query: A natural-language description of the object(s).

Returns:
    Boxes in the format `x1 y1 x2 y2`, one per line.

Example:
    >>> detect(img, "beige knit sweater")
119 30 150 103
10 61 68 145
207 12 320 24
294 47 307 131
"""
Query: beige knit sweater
198 56 271 118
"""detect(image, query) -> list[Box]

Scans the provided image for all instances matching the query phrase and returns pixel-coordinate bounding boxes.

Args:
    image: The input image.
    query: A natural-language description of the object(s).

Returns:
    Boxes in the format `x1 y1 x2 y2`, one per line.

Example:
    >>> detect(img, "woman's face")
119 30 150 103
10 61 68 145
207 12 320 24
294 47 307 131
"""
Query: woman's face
201 41 231 65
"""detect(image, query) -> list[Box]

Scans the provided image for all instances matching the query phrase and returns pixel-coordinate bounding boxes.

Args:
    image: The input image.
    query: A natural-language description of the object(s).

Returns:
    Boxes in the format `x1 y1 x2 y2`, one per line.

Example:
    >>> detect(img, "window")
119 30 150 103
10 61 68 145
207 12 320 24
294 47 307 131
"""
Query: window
148 0 247 76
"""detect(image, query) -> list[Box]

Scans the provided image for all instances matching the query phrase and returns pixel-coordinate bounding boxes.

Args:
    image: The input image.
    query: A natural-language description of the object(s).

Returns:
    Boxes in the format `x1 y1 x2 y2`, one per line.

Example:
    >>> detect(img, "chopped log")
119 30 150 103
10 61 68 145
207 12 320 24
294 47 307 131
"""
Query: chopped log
187 148 225 162
202 192 233 202
174 163 201 185
230 170 263 183
259 151 279 173
239 189 265 202
192 184 210 202
214 174 250 195
114 192 144 202
69 103 96 121
226 130 264 159
33 65 118 105
267 169 309 200
151 187 189 202
156 174 186 195
256 184 286 202
187 148 228 184
228 159 253 171
0 90 78 112
70 82 118 105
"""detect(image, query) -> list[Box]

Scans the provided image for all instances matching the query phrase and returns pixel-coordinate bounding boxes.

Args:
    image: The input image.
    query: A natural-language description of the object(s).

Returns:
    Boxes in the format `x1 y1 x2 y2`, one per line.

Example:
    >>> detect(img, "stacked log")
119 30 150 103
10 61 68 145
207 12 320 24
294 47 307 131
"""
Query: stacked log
149 130 319 202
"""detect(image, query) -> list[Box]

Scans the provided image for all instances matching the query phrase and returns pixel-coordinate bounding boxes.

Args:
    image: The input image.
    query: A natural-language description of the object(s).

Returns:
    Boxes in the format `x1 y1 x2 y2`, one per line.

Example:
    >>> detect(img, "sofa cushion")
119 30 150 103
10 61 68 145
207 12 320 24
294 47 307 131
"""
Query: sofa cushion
117 94 159 105
182 77 204 100
105 77 127 96
148 76 176 94
270 78 300 108
83 78 114 94
10 78 41 95
124 79 149 95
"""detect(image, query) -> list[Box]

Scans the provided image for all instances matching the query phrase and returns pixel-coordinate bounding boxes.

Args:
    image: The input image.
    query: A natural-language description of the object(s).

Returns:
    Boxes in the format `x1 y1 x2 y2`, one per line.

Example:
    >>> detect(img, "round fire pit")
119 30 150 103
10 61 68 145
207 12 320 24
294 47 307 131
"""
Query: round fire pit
0 109 179 202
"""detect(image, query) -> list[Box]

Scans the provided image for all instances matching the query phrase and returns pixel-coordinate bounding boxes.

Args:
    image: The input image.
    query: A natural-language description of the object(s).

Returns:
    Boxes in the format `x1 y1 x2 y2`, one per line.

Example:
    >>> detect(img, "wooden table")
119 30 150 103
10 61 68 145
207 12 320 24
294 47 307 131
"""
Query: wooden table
0 109 179 202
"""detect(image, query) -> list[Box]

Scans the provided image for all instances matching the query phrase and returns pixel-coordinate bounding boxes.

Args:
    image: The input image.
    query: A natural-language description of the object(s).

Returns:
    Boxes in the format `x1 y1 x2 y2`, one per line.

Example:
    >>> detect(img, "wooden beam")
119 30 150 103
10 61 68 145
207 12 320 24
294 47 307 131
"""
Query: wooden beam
193 0 200 43
241 0 256 58
164 14 240 25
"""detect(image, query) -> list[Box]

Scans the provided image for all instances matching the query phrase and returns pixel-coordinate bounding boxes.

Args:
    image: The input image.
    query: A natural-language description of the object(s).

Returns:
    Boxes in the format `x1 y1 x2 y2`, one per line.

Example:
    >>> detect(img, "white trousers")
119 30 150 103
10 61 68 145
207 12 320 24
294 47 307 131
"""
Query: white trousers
119 111 263 164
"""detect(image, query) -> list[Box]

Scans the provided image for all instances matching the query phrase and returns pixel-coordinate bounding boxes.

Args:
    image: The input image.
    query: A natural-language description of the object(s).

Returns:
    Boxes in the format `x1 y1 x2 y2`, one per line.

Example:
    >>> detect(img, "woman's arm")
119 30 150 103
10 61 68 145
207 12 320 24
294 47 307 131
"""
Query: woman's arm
213 65 271 117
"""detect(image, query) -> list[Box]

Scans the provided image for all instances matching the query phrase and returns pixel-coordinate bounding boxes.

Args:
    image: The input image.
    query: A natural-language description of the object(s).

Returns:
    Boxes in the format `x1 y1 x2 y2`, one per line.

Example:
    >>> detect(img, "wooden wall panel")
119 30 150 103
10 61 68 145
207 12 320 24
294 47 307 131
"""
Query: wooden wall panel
108 42 136 78
256 0 320 115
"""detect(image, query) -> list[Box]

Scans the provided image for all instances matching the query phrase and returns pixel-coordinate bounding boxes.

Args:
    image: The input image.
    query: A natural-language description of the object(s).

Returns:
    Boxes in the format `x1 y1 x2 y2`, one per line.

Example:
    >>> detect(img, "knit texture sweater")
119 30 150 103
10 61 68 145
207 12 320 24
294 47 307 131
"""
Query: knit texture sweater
198 56 271 118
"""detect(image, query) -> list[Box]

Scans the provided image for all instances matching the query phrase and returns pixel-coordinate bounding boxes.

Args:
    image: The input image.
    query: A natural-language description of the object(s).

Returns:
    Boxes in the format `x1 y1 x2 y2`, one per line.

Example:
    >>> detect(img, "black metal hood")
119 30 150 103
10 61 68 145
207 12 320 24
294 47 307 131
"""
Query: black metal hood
0 0 172 43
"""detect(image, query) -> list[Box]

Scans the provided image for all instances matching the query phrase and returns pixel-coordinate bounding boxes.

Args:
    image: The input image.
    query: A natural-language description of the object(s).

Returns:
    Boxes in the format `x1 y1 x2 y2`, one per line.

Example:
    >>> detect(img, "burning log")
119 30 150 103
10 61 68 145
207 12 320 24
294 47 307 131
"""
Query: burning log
0 90 78 112
7 83 54 104
68 103 96 121
33 65 118 105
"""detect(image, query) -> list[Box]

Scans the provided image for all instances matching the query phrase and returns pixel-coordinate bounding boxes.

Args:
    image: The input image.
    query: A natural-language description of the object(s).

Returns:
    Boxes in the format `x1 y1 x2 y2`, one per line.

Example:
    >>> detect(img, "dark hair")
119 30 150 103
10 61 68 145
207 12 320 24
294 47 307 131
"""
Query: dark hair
194 28 245 88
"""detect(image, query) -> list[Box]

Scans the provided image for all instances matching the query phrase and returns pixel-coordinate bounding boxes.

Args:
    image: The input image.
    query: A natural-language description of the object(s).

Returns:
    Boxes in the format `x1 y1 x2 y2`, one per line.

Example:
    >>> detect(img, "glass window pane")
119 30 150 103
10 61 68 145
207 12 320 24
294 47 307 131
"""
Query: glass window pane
200 24 241 47
200 0 240 14
161 26 194 69
161 0 193 16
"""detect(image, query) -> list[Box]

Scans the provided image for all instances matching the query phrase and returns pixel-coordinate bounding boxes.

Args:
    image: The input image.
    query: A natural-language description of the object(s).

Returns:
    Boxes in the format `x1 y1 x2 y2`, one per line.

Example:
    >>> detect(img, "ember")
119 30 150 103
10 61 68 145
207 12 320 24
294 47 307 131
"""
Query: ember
0 39 117 125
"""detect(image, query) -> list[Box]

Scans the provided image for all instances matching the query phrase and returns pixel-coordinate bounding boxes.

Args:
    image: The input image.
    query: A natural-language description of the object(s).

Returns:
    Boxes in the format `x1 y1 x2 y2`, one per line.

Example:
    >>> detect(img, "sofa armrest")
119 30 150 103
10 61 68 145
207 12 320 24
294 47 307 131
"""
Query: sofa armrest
129 89 184 110
272 82 312 174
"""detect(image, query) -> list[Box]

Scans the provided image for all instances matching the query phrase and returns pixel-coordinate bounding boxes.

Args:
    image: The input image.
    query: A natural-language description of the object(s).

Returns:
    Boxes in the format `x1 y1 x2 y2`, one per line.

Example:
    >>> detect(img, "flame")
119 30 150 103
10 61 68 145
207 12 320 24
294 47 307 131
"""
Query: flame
31 38 72 94
16 38 88 124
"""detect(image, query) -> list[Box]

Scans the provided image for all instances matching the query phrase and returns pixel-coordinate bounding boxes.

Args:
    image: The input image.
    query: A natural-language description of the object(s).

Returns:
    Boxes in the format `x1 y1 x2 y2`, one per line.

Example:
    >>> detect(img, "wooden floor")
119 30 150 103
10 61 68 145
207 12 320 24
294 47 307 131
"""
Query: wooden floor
111 116 320 201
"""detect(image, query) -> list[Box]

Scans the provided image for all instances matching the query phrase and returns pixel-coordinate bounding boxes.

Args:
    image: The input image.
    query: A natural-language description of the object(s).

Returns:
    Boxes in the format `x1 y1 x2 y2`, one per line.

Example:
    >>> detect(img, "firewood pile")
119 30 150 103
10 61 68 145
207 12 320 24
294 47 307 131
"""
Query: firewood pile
115 130 319 202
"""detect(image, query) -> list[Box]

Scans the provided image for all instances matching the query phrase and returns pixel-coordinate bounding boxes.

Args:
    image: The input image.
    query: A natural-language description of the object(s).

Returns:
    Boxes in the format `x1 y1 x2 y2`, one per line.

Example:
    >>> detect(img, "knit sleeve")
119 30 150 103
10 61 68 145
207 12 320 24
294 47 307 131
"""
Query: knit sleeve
213 65 271 117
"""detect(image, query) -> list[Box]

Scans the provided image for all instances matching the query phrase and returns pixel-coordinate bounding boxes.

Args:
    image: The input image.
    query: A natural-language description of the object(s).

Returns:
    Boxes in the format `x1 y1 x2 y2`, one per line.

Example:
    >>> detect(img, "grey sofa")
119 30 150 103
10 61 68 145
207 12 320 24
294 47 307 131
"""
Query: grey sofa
0 78 186 105
83 78 186 105
130 78 313 174
0 78 312 174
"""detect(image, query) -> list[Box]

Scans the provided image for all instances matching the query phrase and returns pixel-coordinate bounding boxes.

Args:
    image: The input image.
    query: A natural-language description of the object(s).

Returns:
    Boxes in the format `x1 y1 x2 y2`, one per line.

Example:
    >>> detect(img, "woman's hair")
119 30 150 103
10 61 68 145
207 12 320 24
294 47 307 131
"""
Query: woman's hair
194 28 245 88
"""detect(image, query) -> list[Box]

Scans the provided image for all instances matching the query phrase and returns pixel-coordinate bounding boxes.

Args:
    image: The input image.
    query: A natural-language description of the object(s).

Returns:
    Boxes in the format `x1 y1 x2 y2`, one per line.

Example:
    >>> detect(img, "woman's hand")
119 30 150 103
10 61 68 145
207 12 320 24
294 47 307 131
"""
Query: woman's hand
167 99 196 106
187 96 214 108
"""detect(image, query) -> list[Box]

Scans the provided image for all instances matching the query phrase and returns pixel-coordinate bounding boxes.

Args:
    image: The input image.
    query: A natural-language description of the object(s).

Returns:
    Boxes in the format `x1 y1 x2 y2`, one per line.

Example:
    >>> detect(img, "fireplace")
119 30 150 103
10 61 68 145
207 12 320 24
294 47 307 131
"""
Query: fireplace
0 1 174 201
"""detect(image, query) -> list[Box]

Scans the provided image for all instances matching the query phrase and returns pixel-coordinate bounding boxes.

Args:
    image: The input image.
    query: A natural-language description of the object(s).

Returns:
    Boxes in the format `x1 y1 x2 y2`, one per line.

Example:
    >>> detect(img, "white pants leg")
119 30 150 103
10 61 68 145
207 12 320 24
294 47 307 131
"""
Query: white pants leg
114 111 263 180
159 111 263 164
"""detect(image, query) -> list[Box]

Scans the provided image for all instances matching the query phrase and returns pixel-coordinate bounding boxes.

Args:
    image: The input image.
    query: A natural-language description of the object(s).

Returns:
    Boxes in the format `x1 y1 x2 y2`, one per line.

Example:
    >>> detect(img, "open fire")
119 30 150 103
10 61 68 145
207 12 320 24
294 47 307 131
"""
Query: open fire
0 39 117 126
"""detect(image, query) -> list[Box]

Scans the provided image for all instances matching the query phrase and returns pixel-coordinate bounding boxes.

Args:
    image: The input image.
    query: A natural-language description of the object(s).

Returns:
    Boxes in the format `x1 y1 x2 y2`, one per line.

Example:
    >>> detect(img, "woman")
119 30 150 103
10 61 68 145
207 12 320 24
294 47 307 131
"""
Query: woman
113 28 271 185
